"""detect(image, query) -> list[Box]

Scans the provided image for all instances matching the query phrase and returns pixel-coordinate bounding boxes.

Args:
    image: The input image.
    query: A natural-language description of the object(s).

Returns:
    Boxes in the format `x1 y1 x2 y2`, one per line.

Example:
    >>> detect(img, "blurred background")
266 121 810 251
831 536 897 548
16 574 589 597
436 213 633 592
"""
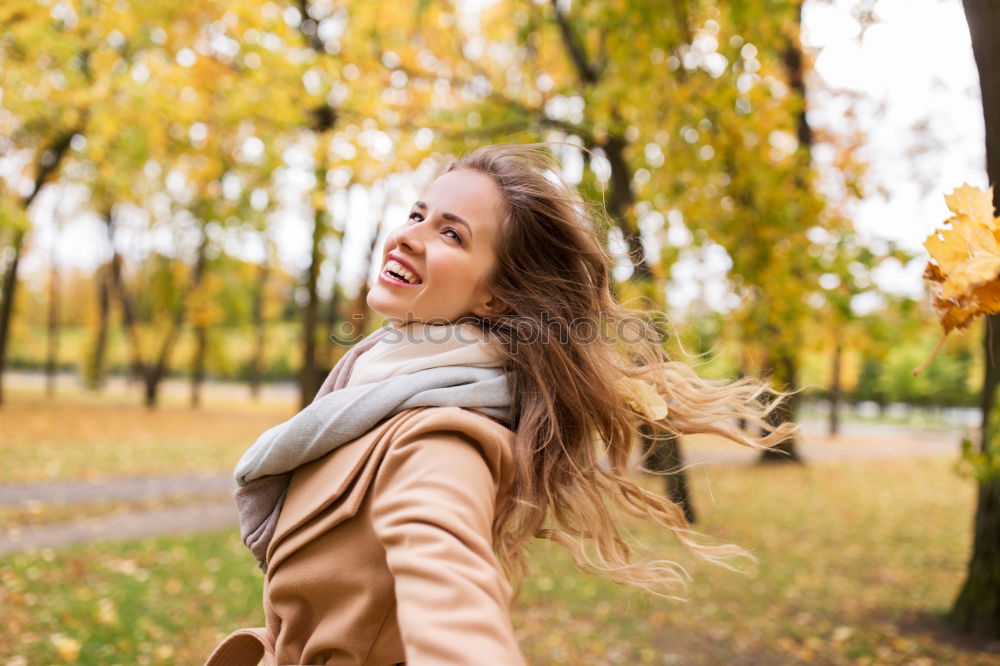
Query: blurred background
2 0 1000 663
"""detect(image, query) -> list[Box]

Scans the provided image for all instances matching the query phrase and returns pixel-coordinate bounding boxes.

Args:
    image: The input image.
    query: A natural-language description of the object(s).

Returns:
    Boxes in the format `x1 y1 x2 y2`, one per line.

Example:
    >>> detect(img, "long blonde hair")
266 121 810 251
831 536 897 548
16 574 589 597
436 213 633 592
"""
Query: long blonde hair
447 143 798 599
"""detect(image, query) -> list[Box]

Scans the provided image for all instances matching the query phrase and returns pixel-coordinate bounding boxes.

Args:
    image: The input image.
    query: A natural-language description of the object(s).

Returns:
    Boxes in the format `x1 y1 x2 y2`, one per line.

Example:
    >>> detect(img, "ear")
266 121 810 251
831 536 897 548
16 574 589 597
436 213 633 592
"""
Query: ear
472 292 510 318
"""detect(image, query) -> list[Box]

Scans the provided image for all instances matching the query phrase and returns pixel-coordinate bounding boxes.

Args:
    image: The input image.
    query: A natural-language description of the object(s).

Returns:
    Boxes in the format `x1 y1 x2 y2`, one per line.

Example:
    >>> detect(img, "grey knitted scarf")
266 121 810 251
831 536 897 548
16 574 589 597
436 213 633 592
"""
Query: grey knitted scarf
234 323 512 571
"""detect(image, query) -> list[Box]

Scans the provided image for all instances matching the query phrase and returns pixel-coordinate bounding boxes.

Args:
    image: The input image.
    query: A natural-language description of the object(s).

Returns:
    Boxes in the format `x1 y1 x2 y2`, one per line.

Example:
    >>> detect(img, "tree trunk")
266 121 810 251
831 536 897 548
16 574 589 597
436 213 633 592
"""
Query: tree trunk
326 183 369 363
598 135 690 515
582 129 686 513
45 246 60 398
249 260 269 401
603 134 653 282
292 1 341 405
949 475 1000 635
324 286 343 358
539 0 689 497
0 230 25 406
737 349 751 432
829 340 842 437
190 324 207 409
548 0 651 282
757 0 810 463
322 211 350 369
142 372 159 407
103 210 155 406
0 129 77 406
300 173 326 409
783 0 812 154
143 222 210 408
759 350 803 464
104 209 209 409
85 263 110 391
640 423 696 524
950 0 1000 638
950 313 1000 636
103 211 145 378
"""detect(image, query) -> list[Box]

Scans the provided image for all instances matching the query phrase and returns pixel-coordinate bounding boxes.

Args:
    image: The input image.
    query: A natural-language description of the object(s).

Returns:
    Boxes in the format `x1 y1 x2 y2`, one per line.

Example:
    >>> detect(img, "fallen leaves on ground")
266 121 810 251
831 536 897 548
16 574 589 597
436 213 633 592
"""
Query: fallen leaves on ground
0 392 292 482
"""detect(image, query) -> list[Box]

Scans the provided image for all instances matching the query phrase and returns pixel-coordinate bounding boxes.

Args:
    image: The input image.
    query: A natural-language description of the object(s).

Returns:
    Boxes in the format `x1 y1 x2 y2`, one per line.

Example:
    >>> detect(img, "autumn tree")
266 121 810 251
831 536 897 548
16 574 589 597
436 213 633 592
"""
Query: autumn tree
71 2 307 406
949 0 1000 639
0 2 92 405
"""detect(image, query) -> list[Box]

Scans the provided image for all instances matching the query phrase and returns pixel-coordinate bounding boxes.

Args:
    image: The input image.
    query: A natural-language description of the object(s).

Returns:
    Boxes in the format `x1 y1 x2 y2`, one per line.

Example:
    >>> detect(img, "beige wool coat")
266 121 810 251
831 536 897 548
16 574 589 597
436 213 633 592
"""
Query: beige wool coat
205 406 527 666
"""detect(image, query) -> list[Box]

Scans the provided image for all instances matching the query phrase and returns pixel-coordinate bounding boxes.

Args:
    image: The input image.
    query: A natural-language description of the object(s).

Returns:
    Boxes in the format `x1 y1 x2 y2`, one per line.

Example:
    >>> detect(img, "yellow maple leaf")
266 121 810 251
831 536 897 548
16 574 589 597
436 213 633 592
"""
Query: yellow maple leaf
922 183 1000 308
931 279 1000 333
916 183 1000 375
924 215 1000 299
944 183 996 229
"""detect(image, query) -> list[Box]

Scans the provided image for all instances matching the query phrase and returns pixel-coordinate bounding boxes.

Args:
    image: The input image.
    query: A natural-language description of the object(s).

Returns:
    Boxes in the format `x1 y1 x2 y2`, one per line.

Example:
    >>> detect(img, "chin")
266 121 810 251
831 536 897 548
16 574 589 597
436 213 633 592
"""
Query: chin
366 290 395 319
365 291 409 323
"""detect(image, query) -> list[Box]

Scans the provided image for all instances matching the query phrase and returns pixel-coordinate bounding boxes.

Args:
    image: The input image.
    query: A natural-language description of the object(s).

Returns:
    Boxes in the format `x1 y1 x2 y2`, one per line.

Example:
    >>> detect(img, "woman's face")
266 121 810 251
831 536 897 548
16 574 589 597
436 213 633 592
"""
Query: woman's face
367 168 507 325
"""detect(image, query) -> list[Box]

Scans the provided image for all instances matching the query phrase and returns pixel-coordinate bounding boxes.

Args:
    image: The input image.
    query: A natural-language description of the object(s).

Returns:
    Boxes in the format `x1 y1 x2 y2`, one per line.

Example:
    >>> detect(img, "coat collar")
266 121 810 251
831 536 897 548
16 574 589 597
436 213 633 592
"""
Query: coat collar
265 406 516 576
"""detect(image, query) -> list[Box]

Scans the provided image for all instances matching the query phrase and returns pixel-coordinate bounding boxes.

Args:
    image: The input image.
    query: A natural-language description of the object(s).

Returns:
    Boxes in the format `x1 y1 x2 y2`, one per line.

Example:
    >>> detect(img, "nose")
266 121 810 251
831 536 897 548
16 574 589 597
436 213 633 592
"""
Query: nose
392 218 425 254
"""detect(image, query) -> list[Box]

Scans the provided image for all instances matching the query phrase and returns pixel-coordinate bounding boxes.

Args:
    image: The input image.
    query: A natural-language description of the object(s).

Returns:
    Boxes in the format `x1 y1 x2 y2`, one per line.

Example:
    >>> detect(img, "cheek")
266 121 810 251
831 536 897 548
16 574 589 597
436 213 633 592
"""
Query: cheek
426 257 462 293
427 252 481 294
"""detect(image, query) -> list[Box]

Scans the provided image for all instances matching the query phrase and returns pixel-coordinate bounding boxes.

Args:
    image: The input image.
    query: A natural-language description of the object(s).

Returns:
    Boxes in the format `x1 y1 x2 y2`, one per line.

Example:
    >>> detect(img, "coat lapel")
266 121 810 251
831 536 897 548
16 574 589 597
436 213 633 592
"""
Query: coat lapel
265 409 412 574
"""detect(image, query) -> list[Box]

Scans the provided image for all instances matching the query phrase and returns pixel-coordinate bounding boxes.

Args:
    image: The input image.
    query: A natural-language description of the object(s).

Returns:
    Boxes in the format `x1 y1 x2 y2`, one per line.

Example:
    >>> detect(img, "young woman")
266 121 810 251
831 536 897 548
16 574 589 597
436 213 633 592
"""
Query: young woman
205 143 796 666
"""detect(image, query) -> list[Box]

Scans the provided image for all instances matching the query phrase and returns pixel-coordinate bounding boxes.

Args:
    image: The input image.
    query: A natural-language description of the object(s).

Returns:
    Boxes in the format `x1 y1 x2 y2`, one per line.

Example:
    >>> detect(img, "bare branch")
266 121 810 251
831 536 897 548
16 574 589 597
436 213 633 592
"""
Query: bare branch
550 0 600 84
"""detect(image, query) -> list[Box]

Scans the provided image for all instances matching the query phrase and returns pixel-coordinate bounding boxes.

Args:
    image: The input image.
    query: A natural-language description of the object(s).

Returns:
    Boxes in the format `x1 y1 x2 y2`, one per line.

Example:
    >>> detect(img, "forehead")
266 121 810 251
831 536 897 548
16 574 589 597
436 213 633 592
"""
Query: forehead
420 169 503 232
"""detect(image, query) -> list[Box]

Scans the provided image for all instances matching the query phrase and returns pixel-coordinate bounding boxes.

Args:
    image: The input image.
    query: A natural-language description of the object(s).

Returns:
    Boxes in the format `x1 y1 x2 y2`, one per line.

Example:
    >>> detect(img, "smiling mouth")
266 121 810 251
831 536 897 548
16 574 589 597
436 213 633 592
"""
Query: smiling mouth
382 258 422 285
380 260 421 287
383 269 413 285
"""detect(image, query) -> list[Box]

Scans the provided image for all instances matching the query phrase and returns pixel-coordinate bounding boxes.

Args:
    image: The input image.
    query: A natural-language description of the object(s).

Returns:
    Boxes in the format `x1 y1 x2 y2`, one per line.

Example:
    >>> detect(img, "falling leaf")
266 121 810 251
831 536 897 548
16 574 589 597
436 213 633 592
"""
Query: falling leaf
922 183 1000 301
916 183 1000 375
944 183 996 228
924 215 1000 299
616 376 669 420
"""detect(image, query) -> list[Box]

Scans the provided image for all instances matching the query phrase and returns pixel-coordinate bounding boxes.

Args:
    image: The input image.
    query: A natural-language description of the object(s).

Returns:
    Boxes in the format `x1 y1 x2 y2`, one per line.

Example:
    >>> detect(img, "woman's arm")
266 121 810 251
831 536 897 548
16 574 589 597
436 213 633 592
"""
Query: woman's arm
369 426 526 665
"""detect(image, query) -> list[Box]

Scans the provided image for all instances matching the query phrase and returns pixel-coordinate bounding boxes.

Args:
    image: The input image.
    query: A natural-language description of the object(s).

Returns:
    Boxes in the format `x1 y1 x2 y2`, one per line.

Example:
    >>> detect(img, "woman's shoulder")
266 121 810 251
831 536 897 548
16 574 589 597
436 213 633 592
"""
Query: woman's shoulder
387 406 513 441
379 406 516 487
285 407 512 505
272 407 513 565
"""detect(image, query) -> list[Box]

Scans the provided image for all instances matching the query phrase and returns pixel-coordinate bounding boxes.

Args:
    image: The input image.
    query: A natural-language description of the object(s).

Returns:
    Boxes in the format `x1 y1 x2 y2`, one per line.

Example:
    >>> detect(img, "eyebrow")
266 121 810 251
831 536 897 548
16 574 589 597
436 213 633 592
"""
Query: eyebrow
413 201 473 240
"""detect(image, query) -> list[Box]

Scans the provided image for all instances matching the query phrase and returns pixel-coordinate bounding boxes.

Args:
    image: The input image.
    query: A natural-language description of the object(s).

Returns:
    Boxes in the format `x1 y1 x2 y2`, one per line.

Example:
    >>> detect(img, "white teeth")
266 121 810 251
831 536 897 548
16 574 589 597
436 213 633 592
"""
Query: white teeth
385 259 419 284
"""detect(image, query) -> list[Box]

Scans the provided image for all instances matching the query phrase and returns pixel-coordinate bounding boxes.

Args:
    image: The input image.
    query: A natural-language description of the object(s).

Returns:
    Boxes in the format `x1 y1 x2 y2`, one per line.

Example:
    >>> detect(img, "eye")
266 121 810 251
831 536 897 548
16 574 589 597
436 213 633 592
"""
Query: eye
408 210 462 245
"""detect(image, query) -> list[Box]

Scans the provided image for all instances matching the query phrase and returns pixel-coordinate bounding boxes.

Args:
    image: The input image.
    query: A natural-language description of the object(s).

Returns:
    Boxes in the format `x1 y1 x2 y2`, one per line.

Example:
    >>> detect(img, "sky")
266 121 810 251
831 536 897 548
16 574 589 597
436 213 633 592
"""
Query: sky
808 0 984 299
13 0 988 316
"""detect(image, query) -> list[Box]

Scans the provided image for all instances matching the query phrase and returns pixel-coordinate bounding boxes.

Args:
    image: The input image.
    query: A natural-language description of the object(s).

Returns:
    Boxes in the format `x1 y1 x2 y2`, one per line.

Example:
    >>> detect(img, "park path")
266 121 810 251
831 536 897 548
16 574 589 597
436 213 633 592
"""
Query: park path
1 500 238 554
0 473 237 556
0 421 969 555
0 473 233 507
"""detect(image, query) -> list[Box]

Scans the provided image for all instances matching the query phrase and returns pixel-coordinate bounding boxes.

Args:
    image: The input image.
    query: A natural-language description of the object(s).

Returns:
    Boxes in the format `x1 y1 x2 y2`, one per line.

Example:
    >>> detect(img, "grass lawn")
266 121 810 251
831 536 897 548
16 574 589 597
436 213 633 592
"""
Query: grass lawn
2 454 998 665
0 390 294 482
